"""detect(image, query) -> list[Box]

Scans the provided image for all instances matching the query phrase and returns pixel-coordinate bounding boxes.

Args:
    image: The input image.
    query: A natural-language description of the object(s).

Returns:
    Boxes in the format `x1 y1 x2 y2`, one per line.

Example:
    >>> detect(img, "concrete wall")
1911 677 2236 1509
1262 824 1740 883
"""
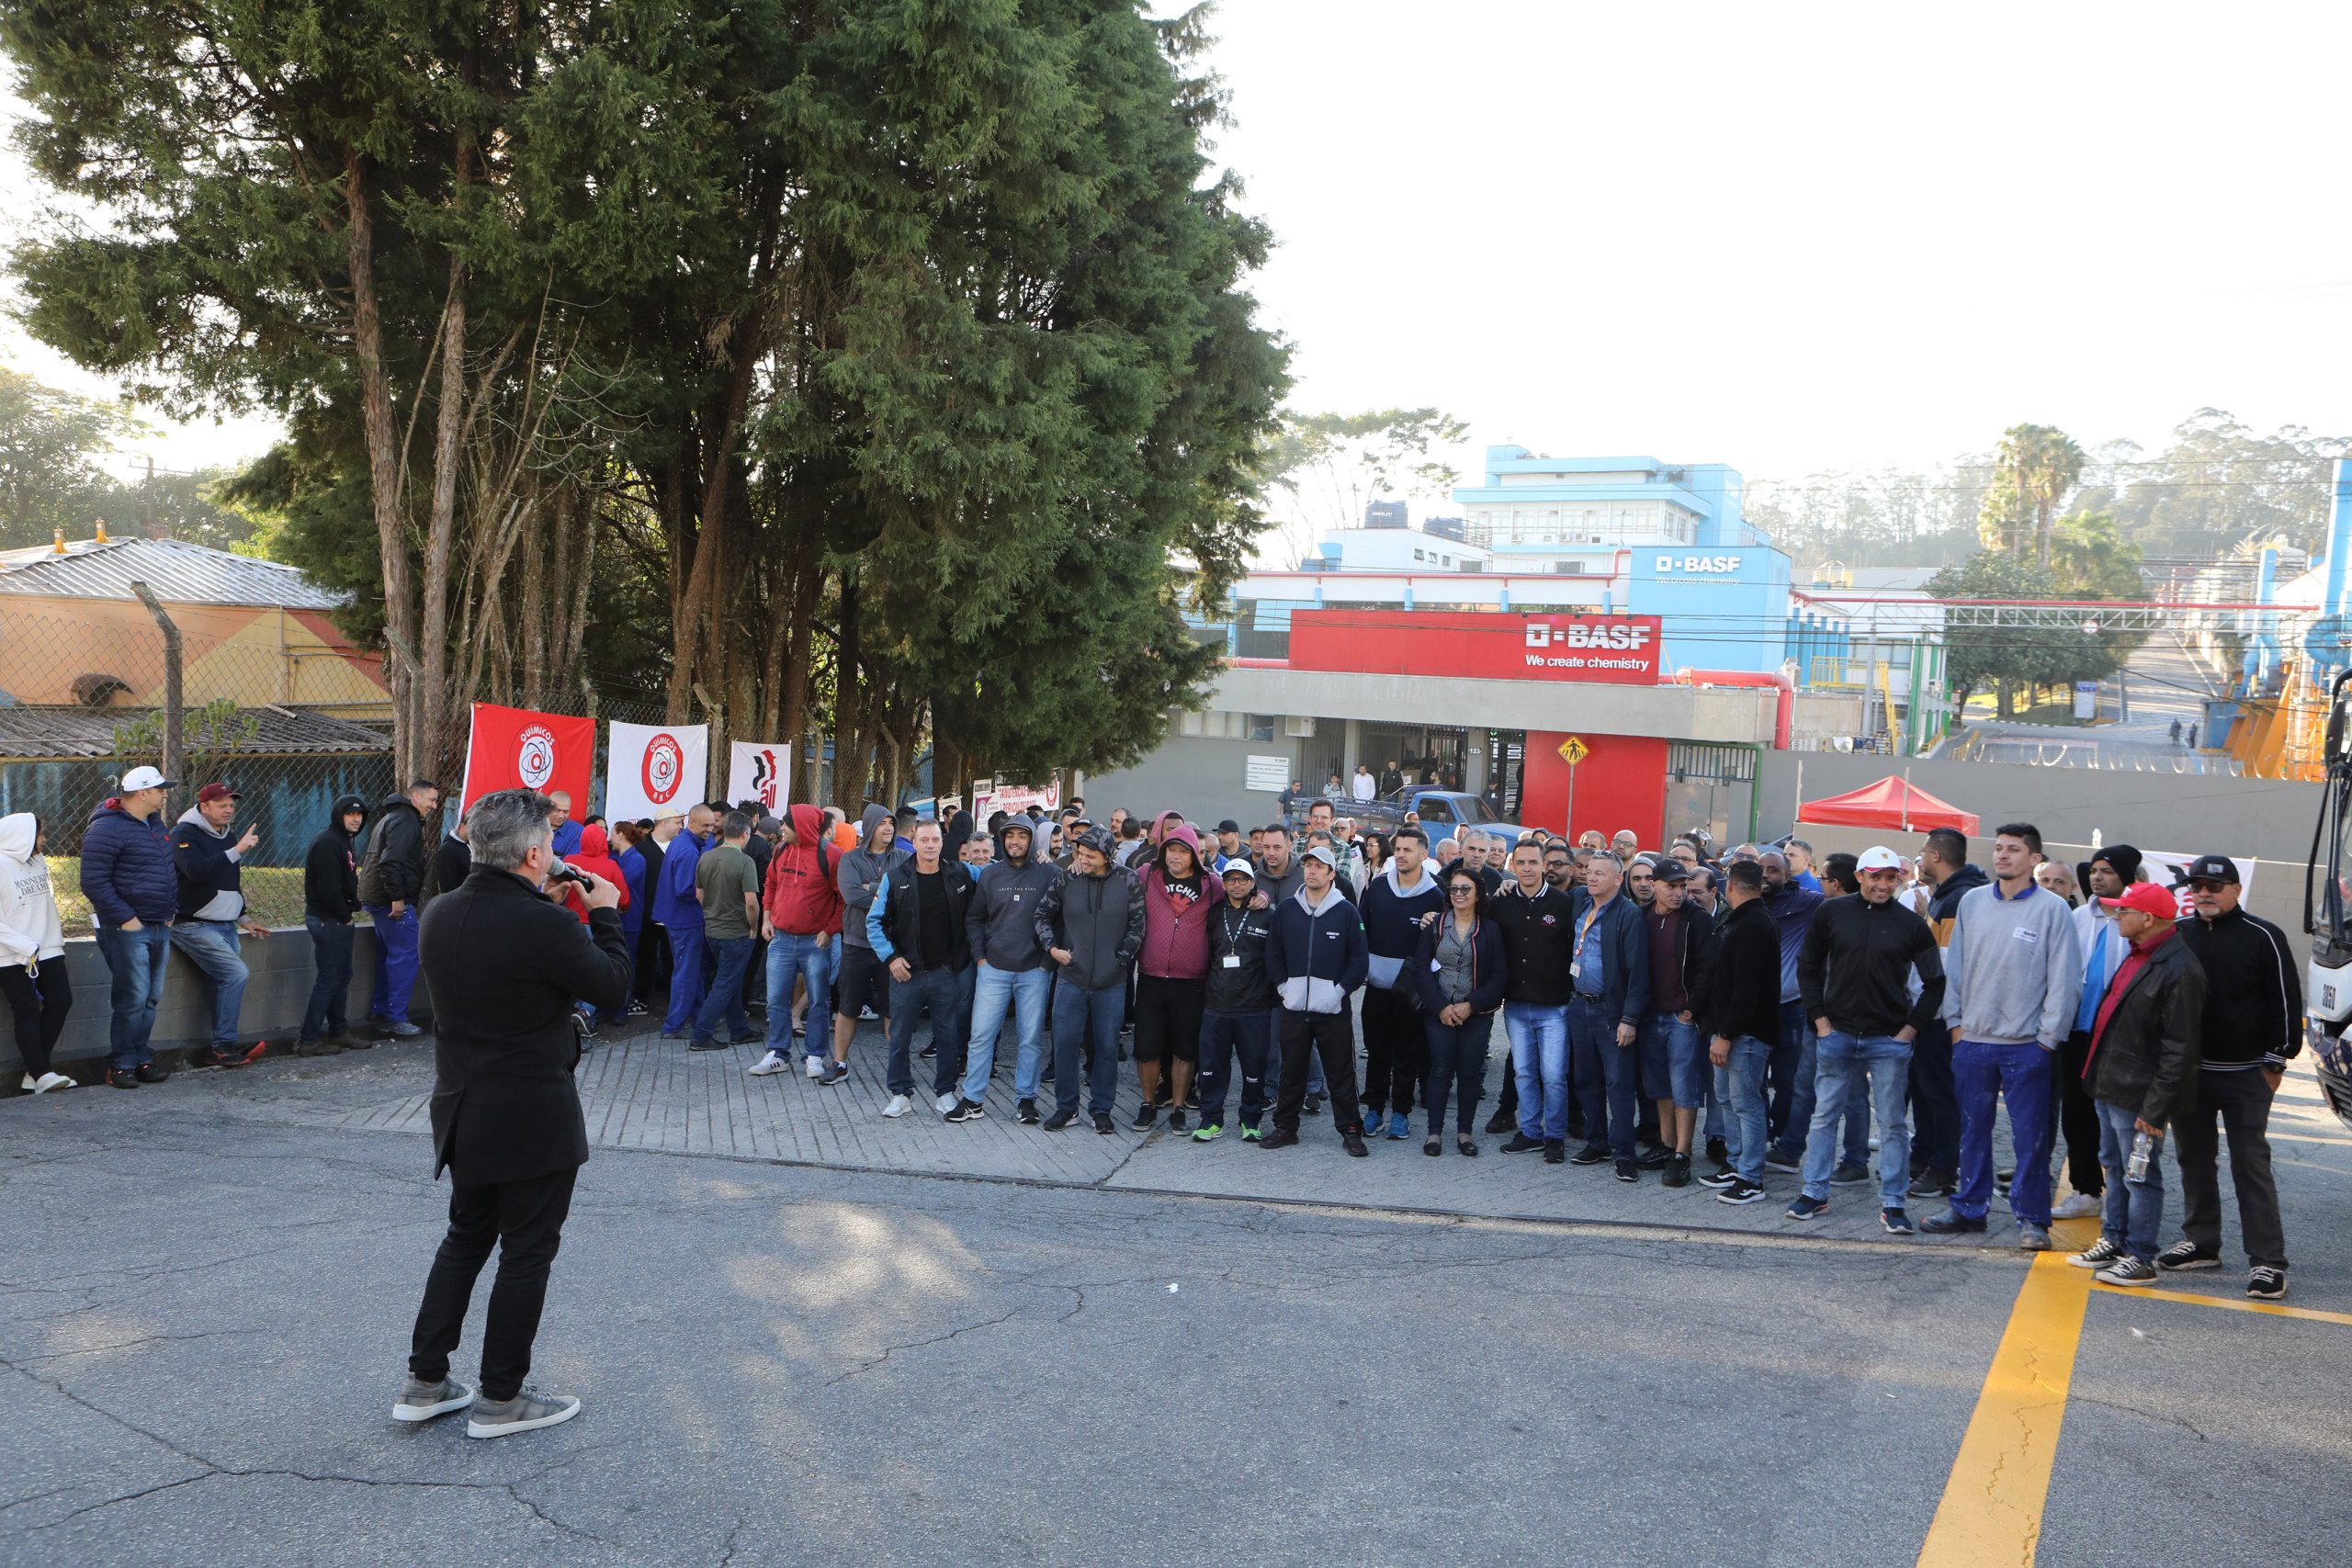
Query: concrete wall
1757 750 2322 864
1080 736 1295 835
4 925 432 1077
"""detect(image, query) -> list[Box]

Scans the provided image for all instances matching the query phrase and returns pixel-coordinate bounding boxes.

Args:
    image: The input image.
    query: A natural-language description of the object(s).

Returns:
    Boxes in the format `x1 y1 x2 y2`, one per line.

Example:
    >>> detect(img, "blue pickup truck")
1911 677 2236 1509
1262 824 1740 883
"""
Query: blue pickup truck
1286 788 1533 850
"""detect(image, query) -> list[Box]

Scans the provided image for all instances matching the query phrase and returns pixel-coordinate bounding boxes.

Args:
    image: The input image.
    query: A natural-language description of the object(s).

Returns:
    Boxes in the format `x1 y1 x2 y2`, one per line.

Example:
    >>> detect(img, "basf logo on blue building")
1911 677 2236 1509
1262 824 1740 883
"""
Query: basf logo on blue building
1628 547 1795 674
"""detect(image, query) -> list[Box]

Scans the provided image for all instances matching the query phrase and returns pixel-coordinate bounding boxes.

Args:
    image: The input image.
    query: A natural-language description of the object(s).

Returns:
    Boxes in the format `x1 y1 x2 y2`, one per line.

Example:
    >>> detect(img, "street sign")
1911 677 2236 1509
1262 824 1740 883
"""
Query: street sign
1556 735 1589 766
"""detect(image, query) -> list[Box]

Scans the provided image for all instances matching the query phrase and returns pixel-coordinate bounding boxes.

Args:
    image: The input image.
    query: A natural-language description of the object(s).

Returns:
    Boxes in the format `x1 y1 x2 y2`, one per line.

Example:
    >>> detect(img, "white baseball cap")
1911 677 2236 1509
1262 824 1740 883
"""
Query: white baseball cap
119 765 179 792
1857 845 1905 871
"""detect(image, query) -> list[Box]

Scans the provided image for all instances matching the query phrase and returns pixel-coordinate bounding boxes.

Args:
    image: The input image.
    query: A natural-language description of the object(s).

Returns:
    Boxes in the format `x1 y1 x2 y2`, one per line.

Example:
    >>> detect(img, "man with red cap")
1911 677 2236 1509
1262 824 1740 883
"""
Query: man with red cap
169 782 272 1069
2067 881 2204 1288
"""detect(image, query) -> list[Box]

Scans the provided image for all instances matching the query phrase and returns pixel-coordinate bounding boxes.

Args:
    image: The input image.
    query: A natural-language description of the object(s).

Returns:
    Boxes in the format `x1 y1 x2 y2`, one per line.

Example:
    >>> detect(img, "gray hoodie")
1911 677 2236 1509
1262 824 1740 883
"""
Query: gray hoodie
1939 879 2084 1048
966 827 1057 972
837 806 904 951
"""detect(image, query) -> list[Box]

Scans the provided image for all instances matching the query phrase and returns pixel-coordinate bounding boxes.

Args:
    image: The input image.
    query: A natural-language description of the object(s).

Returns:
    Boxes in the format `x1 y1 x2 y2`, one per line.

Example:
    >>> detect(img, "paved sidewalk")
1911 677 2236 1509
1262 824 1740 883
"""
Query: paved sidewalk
39 1010 2346 1254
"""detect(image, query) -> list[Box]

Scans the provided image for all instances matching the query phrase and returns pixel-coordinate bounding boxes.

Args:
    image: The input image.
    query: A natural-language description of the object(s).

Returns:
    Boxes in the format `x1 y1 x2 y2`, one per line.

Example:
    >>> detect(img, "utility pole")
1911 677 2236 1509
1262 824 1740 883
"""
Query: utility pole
143 454 160 539
130 581 184 808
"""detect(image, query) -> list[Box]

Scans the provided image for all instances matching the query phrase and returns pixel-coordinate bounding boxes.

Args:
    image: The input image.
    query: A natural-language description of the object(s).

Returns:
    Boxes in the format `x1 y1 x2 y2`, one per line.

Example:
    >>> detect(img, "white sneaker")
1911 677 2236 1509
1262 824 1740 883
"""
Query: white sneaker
748 1051 789 1077
805 1055 825 1079
933 1091 957 1115
881 1094 912 1118
2052 1191 2103 1220
30 1072 74 1094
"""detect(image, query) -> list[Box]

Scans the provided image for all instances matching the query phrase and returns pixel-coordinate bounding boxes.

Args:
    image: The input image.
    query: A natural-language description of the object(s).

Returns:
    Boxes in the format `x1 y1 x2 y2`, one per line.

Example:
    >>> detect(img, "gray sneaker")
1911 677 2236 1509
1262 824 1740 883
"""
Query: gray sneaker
392 1375 475 1422
465 1387 582 1439
2017 1224 2052 1252
387 1021 424 1038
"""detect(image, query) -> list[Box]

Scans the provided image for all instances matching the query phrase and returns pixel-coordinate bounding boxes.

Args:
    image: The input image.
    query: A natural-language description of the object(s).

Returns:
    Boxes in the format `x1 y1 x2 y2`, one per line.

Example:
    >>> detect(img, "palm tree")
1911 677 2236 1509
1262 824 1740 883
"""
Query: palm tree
1994 423 2086 567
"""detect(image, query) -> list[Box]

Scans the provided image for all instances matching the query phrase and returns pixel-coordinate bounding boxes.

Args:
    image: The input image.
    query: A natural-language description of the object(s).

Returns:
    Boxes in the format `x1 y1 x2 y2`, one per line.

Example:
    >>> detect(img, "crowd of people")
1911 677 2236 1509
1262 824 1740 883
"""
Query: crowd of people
8 770 2307 1312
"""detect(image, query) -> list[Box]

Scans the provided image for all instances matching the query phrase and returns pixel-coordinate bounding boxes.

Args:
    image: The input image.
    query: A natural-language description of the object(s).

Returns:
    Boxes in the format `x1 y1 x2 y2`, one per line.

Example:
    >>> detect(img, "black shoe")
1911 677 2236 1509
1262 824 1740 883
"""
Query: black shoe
1907 1169 1958 1200
1698 1165 1740 1190
687 1038 729 1052
134 1064 171 1084
107 1068 140 1089
1763 1145 1803 1173
1303 1093 1323 1116
1341 1134 1369 1157
1133 1105 1158 1131
1485 1107 1516 1135
2155 1240 2223 1272
1716 1178 1765 1205
338 1036 376 1051
1042 1108 1077 1131
1827 1161 1871 1187
1259 1128 1298 1150
918 1043 936 1059
1167 1109 1188 1133
1543 1138 1566 1165
1499 1133 1544 1154
1615 1158 1638 1183
1919 1211 1987 1235
293 1039 342 1058
1705 1136 1728 1164
187 1046 231 1070
1996 1167 2015 1197
819 1061 850 1087
1092 1112 1115 1135
1635 1145 1674 1169
1662 1155 1692 1189
1016 1099 1041 1125
1184 1091 1202 1111
944 1098 987 1123
1567 1144 1610 1167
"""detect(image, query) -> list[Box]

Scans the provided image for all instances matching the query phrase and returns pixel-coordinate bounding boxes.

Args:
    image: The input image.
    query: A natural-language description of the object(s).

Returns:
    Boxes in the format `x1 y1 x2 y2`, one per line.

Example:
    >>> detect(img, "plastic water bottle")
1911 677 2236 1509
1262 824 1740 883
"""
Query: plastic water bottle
2125 1129 2157 1184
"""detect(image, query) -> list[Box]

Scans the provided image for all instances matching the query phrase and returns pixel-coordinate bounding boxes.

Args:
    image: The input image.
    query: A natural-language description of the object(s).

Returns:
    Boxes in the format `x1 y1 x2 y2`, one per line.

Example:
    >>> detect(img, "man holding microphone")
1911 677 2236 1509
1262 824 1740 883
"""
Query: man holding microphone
394 788 633 1438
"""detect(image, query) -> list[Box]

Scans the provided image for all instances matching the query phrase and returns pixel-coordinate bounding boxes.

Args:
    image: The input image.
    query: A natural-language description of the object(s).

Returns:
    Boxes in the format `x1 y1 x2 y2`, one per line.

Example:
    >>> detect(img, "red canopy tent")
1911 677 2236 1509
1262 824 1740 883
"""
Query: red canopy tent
1797 775 1980 836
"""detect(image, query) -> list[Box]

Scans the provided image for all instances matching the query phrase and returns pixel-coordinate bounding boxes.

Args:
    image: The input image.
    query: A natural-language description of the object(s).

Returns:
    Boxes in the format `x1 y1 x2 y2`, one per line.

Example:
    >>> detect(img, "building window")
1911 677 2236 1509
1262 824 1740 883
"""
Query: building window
1247 714 1278 741
1413 547 1425 561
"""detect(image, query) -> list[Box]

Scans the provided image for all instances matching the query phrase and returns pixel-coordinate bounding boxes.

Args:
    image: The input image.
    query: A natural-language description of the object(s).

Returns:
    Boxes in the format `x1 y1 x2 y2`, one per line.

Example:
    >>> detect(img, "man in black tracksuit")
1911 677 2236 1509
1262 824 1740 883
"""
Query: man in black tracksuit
300 795 369 1056
1490 838 1579 1157
1198 859 1277 1140
1697 862 1785 1201
2166 854 2301 1297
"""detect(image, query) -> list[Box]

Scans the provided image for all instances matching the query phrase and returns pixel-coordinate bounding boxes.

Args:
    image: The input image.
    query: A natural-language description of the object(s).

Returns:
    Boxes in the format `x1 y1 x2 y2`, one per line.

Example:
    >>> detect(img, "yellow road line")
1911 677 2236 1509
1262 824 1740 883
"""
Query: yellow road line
2089 1283 2352 1326
1917 1253 2092 1567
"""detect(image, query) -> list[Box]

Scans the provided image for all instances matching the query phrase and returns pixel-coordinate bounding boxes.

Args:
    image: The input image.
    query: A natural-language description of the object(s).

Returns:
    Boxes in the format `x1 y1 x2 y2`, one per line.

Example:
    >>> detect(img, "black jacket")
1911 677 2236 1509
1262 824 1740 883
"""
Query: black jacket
358 795 429 906
1204 897 1277 1013
2086 928 2205 1127
871 861 976 973
420 865 633 1184
1035 865 1145 991
432 834 472 900
1410 913 1508 1015
1701 897 1783 1045
2173 906 2302 1068
170 810 246 923
1487 882 1577 1005
1799 895 1946 1037
303 795 368 921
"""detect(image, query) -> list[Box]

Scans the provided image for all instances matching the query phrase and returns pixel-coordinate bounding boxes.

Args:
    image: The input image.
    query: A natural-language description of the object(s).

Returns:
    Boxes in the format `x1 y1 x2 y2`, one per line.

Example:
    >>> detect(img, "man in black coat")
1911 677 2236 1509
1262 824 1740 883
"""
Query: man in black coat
394 788 631 1439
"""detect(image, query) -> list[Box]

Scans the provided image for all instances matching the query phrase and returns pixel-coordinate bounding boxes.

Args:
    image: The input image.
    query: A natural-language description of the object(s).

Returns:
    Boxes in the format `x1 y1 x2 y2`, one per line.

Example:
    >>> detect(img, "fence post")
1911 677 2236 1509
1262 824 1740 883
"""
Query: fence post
129 581 185 805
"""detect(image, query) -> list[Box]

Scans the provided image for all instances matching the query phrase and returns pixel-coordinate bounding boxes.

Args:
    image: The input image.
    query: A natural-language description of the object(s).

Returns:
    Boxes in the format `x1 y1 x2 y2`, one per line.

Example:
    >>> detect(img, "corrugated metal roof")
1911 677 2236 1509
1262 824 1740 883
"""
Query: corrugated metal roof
0 537 348 610
0 705 391 760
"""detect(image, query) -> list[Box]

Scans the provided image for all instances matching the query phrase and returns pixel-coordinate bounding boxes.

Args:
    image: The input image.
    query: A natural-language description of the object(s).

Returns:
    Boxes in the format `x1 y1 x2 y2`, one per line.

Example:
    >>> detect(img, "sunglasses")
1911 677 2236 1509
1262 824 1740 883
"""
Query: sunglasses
2188 879 2229 892
1449 884 1477 896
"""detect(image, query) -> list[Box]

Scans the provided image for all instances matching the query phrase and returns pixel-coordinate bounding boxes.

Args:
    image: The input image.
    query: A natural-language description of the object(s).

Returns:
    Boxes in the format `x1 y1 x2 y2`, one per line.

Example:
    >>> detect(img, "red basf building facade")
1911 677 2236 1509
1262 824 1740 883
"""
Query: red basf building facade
1285 611 1673 847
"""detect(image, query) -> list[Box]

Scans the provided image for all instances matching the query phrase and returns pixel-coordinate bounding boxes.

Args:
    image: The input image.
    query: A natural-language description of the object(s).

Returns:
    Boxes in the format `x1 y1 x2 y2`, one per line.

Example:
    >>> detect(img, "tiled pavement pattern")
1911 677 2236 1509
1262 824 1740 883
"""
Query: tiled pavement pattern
135 1007 2352 1254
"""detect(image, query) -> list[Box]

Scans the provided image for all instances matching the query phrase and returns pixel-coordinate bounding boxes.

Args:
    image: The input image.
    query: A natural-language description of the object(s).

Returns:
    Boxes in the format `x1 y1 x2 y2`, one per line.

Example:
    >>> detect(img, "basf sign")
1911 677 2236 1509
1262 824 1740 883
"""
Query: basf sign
1286 611 1663 685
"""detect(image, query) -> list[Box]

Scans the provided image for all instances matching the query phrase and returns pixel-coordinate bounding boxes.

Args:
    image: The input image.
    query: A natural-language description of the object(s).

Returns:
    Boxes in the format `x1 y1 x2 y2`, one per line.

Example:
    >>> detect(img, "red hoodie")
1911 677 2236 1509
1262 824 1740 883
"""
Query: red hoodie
763 802 844 936
558 823 629 925
1137 824 1214 979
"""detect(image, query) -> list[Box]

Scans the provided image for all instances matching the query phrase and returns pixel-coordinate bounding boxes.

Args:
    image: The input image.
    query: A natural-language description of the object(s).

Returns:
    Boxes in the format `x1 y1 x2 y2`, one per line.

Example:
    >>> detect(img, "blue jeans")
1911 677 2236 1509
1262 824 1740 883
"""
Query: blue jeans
765 933 836 1056
662 924 707 1032
1953 1039 2055 1227
887 964 968 1099
1199 1008 1273 1127
1713 1034 1771 1181
2096 1098 2164 1260
364 904 420 1024
1052 981 1126 1119
692 935 757 1044
95 922 170 1069
1505 1001 1571 1141
1802 1032 1913 1207
302 918 356 1043
168 920 249 1050
965 964 1052 1104
1567 997 1637 1157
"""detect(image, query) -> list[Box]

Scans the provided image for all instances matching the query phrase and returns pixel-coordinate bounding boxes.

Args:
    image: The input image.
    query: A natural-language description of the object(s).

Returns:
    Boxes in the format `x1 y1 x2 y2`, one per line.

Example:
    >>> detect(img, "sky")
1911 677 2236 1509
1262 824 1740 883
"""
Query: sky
6 1 2352 501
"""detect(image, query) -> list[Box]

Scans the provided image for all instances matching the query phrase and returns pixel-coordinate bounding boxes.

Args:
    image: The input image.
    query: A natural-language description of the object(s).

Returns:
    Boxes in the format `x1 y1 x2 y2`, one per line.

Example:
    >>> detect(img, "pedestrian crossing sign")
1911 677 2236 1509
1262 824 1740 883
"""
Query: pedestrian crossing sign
1556 736 1589 766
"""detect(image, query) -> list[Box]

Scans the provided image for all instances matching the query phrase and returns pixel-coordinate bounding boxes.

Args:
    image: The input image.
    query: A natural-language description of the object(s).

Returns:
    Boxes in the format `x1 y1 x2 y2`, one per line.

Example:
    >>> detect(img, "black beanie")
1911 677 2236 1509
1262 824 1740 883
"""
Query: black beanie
2093 843 2143 884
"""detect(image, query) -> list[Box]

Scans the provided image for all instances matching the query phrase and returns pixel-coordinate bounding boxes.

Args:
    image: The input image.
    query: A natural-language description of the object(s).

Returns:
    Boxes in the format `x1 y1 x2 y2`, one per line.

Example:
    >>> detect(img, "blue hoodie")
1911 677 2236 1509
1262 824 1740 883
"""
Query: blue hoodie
653 829 708 929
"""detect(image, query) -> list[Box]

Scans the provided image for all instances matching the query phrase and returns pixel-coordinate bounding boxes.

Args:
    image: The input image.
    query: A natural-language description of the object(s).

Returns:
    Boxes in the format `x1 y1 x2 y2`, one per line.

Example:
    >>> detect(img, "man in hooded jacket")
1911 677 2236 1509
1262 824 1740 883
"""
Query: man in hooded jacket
951 814 1059 1122
300 795 369 1056
360 780 442 1038
831 805 904 1071
752 803 844 1081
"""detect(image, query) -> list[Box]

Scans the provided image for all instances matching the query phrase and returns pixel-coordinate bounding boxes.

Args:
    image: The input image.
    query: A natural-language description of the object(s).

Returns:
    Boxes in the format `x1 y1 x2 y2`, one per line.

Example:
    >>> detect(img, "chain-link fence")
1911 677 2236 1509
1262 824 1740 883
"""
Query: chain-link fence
0 597 397 934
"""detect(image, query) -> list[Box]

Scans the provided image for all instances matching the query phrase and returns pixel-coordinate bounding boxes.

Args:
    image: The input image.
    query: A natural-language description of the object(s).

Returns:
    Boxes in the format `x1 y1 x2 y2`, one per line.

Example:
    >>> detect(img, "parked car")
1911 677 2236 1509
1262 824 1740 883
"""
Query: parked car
1288 788 1532 850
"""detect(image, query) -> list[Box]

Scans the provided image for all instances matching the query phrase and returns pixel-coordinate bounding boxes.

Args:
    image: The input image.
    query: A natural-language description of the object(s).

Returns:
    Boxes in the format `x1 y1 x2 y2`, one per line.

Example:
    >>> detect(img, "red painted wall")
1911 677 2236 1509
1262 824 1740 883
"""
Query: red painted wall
1520 730 1668 846
1287 610 1662 684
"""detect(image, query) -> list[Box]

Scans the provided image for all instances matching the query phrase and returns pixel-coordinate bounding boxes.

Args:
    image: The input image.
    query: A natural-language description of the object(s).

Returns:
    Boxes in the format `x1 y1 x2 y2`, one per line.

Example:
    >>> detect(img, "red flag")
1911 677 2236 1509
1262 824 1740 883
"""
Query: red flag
458 703 594 819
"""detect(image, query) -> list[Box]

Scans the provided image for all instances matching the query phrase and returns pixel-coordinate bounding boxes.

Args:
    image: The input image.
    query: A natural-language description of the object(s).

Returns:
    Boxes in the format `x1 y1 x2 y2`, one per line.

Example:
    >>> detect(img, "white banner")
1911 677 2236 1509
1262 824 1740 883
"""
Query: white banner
604 720 707 821
2141 849 2256 917
726 740 793 814
990 778 1061 815
1245 754 1291 793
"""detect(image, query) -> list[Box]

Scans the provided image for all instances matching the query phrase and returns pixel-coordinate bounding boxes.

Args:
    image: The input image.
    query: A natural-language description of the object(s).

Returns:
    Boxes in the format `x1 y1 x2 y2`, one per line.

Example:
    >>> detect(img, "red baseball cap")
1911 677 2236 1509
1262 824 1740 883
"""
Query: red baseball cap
196 783 241 804
2099 882 2177 919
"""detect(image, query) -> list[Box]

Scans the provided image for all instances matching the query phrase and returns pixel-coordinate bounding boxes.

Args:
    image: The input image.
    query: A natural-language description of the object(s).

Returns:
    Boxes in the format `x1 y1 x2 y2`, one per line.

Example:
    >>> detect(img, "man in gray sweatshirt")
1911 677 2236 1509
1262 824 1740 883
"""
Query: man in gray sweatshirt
1927 822 2083 1248
952 817 1061 1122
831 805 904 1071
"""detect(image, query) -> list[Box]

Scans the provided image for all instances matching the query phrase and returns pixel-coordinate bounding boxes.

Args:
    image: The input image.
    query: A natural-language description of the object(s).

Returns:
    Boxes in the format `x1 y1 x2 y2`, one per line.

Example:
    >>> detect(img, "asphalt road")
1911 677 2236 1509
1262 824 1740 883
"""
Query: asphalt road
6 1066 2351 1566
